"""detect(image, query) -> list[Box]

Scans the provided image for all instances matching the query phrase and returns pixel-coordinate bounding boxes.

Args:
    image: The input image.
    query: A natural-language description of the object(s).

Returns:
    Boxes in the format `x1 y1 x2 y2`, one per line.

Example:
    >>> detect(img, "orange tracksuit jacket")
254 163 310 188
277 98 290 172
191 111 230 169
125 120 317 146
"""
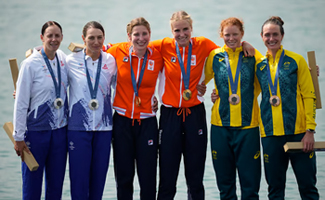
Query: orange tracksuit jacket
151 37 219 108
106 42 163 119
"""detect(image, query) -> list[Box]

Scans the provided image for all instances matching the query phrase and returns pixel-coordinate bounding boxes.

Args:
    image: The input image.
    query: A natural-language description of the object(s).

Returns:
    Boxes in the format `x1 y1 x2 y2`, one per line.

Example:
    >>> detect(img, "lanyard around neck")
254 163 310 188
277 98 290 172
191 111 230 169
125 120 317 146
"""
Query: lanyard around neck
225 51 243 94
129 46 148 97
266 50 285 96
41 48 61 98
84 51 102 99
175 41 192 90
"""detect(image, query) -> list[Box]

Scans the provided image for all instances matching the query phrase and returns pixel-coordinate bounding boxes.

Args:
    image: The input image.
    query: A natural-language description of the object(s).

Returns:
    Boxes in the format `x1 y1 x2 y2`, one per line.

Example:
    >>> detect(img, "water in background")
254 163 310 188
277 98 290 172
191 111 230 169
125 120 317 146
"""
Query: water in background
1 0 325 199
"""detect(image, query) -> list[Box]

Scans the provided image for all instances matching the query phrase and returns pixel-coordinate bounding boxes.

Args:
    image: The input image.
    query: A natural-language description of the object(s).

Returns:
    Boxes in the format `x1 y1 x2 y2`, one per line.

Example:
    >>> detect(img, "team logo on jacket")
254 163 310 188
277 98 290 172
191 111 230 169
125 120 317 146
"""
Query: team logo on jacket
260 64 266 71
191 55 196 66
148 139 153 145
60 60 64 66
283 61 290 70
219 58 225 62
243 56 249 63
42 65 48 72
78 63 84 69
102 64 108 70
171 57 176 63
147 60 155 71
123 56 129 62
198 129 203 135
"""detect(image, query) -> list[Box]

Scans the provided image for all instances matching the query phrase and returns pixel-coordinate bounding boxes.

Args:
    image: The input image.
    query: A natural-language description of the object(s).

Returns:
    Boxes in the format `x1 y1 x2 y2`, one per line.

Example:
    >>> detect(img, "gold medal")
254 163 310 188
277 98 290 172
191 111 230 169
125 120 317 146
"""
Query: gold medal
183 89 192 101
135 96 141 107
269 95 280 107
228 94 240 105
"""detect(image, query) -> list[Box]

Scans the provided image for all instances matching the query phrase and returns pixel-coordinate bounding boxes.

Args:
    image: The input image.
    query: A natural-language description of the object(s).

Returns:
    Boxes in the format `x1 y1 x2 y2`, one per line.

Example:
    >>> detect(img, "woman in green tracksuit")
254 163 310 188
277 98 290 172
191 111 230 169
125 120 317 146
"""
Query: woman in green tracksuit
205 17 263 200
257 16 319 199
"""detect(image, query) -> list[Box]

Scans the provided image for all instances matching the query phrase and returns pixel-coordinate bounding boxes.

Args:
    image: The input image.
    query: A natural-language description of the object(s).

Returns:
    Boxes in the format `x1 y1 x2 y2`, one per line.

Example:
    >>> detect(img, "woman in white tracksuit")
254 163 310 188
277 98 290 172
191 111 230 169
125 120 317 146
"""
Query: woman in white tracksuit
66 21 116 200
13 21 69 200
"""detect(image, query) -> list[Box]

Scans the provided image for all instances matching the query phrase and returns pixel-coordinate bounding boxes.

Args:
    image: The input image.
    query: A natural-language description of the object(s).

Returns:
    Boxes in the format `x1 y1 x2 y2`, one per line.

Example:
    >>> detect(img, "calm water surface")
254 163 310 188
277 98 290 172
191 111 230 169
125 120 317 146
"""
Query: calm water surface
1 0 325 199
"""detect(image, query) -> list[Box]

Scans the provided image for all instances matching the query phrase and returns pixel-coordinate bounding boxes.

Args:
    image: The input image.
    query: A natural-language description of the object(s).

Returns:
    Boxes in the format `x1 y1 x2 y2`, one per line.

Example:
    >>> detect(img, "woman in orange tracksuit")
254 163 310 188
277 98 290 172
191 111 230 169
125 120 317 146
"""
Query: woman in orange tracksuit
106 17 163 200
151 11 254 200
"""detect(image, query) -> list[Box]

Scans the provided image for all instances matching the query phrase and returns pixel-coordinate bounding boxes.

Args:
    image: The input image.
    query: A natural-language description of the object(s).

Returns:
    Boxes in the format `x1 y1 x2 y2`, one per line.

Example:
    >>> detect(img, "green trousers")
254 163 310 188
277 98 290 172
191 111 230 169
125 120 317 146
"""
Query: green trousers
262 133 319 200
211 125 261 200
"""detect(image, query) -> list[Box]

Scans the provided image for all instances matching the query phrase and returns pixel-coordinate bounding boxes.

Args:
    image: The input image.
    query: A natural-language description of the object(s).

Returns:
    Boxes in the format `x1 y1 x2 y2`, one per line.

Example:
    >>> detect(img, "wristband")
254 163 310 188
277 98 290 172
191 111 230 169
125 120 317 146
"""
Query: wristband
307 129 316 134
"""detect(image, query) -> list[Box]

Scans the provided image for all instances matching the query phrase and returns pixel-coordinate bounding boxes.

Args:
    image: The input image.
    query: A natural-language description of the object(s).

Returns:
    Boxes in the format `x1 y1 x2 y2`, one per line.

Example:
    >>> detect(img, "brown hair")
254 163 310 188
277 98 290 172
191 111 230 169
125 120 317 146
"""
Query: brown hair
219 17 244 37
41 21 62 35
170 11 193 29
126 17 151 35
261 16 284 35
82 21 105 37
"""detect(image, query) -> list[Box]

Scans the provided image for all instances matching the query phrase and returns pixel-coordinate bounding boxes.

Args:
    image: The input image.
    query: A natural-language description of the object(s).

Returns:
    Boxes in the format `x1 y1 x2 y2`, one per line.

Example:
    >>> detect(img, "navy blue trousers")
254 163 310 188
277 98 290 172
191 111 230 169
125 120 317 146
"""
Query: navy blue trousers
157 103 207 200
112 112 159 200
68 130 112 200
22 126 67 200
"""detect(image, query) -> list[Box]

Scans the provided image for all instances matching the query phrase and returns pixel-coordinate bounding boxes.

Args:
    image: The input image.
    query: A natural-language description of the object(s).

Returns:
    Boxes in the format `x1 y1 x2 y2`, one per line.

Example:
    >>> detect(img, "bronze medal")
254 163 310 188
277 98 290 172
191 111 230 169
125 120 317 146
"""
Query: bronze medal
228 94 240 105
88 99 99 110
183 89 192 101
269 95 280 107
135 96 141 107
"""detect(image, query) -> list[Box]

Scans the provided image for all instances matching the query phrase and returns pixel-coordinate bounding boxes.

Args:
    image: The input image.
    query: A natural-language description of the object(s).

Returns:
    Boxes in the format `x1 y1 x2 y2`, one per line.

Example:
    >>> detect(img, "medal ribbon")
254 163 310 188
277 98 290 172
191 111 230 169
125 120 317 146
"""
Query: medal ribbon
84 51 102 99
225 51 243 95
129 46 148 97
175 41 192 90
266 50 285 96
41 48 61 98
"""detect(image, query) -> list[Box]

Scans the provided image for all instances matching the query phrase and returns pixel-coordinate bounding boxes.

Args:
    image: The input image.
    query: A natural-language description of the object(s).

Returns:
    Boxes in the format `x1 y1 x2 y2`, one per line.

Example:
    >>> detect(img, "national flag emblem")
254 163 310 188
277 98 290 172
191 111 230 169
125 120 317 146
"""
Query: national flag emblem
123 56 129 62
198 129 203 135
171 57 176 63
60 60 64 66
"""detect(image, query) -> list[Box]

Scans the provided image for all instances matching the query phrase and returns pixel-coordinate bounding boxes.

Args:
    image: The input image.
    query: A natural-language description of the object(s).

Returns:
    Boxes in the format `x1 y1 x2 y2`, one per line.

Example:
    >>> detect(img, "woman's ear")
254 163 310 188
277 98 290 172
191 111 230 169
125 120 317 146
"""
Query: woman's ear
82 35 86 44
127 33 131 42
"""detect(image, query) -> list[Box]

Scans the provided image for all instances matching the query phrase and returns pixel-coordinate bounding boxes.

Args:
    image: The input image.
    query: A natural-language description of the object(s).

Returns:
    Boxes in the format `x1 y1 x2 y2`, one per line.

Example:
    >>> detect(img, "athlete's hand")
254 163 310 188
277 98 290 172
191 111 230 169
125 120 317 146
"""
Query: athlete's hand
197 81 206 96
301 130 315 152
211 89 219 103
308 65 320 76
152 96 158 113
14 141 30 162
242 41 255 57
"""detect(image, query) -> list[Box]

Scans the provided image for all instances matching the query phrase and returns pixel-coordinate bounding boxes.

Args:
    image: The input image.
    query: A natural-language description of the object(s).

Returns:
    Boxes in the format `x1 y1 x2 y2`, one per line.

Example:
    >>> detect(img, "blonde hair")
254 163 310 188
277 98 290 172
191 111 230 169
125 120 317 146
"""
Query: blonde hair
170 11 193 30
